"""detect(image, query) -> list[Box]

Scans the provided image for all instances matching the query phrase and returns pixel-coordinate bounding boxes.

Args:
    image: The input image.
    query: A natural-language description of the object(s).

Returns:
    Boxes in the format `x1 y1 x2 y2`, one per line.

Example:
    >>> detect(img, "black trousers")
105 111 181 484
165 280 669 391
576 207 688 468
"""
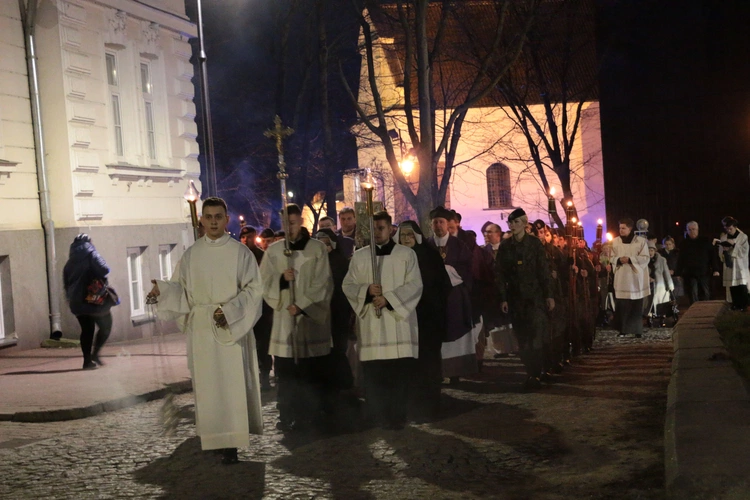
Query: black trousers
684 275 710 304
76 313 112 363
729 285 749 310
409 348 442 420
615 297 644 336
274 355 333 424
253 314 273 374
362 358 415 427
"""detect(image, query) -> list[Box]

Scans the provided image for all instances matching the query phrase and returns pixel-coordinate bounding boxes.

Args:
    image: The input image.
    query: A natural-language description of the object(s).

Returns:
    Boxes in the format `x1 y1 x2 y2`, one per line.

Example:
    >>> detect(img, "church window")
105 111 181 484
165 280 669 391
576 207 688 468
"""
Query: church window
487 163 512 208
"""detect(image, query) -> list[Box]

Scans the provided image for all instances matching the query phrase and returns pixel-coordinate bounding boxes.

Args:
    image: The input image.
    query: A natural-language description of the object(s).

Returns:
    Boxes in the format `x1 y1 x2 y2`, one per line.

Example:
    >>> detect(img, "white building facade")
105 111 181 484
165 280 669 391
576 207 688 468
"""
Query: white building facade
349 5 606 240
0 0 199 350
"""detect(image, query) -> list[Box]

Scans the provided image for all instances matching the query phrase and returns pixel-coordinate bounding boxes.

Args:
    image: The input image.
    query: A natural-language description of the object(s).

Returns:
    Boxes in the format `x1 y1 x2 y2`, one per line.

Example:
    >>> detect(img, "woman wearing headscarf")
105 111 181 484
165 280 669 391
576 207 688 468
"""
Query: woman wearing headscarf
395 220 452 421
647 241 674 324
62 234 117 370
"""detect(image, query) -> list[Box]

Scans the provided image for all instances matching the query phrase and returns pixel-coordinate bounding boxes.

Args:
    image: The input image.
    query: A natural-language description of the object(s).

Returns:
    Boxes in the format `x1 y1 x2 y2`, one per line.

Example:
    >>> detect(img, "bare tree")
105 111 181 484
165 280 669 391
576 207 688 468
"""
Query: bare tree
341 0 538 233
485 0 600 227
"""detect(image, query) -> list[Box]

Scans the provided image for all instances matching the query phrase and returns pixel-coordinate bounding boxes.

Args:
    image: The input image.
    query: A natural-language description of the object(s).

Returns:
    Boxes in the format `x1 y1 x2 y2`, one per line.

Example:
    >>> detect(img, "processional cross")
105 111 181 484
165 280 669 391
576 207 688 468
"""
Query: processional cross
264 116 300 362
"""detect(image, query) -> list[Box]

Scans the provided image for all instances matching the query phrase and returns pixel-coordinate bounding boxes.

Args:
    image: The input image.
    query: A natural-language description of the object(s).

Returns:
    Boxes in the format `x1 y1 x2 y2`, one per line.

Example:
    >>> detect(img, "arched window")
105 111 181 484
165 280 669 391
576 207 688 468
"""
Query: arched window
486 163 512 208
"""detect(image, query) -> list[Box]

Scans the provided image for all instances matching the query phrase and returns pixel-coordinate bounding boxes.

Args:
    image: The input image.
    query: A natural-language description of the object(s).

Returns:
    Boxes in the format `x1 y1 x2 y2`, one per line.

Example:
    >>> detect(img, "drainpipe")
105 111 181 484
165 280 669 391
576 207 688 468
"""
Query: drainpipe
19 0 63 339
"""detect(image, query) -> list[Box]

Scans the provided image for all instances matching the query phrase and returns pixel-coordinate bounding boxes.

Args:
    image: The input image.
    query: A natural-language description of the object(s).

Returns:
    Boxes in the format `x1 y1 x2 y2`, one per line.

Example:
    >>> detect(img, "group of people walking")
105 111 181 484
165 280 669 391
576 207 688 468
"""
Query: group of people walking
61 194 748 466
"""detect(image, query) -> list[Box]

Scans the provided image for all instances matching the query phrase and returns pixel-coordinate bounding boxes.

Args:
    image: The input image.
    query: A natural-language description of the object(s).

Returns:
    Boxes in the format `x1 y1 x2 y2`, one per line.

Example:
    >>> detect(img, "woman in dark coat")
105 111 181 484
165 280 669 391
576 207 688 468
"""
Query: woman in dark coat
395 220 452 421
62 234 116 370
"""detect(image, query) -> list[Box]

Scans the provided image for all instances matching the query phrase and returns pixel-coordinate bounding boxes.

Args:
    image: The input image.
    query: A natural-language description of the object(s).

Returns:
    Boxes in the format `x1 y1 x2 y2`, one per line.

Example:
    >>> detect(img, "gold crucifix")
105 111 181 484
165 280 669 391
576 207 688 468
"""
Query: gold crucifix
263 115 294 170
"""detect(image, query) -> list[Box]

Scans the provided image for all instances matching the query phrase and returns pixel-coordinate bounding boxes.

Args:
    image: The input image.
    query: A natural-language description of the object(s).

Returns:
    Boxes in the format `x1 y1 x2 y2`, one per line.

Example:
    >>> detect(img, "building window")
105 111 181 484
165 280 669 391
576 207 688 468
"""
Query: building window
487 163 512 209
0 261 5 341
107 52 124 157
127 247 146 317
0 255 15 342
140 61 157 161
158 244 173 280
111 95 123 157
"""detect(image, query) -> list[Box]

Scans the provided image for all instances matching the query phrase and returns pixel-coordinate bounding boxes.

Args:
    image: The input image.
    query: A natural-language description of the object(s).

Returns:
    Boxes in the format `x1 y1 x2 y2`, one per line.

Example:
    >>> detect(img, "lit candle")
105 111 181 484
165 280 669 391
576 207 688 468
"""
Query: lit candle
596 218 603 241
577 221 584 239
606 232 613 242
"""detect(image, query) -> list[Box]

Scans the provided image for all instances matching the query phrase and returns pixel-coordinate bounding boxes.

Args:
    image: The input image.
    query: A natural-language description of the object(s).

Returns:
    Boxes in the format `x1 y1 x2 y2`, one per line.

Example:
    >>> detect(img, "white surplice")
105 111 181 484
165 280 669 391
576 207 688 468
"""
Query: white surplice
343 243 423 361
260 237 333 358
611 235 650 300
156 233 264 450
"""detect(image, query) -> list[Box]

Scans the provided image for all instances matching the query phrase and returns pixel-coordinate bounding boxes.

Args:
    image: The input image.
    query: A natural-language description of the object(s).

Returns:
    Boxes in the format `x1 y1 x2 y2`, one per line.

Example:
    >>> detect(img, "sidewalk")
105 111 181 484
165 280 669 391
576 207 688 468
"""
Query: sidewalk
0 334 191 423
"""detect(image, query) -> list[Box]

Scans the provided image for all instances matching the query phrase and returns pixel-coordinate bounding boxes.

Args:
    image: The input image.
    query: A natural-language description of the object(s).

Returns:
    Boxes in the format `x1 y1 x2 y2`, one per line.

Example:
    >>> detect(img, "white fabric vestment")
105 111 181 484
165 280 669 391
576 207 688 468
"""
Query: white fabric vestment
260 238 333 358
720 230 749 287
611 235 650 300
156 233 264 450
652 253 674 306
342 243 423 361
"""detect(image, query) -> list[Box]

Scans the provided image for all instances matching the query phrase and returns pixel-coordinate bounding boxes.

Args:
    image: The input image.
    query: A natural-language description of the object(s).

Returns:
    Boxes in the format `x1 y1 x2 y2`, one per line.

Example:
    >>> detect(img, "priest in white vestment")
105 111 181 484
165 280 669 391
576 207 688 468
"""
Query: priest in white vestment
260 204 333 431
343 211 423 430
149 198 264 465
611 218 650 338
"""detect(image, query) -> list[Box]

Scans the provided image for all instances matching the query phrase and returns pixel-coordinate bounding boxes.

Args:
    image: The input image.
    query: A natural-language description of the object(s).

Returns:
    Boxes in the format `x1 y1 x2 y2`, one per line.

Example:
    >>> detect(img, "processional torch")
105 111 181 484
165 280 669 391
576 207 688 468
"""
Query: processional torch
264 116 299 362
361 170 381 318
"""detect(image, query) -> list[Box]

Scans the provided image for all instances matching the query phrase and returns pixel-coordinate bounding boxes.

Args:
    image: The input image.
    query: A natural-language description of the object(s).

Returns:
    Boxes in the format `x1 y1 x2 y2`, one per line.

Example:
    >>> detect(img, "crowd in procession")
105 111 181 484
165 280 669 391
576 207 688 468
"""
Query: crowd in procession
61 195 749 466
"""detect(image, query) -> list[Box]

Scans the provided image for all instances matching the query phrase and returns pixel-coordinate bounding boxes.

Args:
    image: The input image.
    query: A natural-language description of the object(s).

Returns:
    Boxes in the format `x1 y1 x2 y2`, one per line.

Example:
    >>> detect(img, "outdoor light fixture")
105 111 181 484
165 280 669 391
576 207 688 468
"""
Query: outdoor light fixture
184 180 200 240
400 157 415 175
547 187 556 214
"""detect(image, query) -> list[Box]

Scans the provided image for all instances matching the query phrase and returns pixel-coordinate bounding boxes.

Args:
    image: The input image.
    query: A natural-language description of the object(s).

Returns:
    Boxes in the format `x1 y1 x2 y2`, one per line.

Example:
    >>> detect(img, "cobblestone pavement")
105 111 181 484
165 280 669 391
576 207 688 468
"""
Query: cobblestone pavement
0 329 672 500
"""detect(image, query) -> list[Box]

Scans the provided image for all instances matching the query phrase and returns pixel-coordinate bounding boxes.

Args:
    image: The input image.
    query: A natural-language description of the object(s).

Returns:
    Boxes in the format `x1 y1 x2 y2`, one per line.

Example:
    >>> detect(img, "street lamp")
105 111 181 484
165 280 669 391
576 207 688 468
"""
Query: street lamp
547 187 556 228
184 180 200 240
400 157 415 176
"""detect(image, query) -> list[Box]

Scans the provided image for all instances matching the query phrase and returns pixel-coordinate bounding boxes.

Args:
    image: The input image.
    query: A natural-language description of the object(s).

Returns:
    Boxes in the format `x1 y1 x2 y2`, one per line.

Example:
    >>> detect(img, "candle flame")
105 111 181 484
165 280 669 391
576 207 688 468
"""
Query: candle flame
571 217 577 223
578 221 583 226
566 200 573 207
549 187 556 196
597 218 603 225
606 232 613 241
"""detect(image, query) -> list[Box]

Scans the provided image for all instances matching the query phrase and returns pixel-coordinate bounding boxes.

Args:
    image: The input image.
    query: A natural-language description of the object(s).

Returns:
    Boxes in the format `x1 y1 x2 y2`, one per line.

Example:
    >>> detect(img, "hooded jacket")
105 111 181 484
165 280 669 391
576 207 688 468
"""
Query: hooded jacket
62 235 112 316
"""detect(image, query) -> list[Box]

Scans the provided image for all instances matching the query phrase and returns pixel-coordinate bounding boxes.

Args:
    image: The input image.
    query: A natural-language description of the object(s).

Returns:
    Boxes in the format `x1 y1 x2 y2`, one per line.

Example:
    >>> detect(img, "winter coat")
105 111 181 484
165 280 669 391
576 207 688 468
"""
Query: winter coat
651 253 674 305
62 236 113 316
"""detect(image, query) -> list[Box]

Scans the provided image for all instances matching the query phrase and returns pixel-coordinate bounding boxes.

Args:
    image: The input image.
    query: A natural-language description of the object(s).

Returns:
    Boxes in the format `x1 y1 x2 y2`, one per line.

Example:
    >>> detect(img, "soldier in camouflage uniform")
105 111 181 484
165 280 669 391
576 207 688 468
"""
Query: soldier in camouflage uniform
496 210 555 390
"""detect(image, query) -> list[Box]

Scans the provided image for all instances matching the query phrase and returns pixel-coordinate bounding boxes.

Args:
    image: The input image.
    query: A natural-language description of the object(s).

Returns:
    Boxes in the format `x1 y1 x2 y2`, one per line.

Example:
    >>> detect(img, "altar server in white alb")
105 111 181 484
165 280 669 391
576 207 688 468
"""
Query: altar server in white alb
260 204 333 432
148 197 264 465
611 217 650 338
343 211 423 430
718 216 749 311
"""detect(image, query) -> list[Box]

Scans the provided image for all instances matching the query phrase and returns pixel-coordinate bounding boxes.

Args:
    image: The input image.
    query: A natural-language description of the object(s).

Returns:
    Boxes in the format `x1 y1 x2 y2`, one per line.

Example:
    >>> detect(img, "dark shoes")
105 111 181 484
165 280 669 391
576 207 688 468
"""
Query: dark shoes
92 354 104 366
260 372 272 392
82 360 98 370
523 376 542 391
221 448 239 465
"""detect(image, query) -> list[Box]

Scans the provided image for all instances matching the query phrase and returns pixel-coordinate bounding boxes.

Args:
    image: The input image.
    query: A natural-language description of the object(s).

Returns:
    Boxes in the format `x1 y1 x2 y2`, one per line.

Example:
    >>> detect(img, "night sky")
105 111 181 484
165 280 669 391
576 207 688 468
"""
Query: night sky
187 0 750 241
597 0 750 240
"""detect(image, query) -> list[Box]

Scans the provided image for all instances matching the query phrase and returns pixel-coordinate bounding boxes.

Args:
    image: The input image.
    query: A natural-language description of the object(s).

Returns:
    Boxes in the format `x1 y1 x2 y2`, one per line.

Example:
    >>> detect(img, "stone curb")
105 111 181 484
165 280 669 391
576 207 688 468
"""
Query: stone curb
665 301 750 499
0 380 193 423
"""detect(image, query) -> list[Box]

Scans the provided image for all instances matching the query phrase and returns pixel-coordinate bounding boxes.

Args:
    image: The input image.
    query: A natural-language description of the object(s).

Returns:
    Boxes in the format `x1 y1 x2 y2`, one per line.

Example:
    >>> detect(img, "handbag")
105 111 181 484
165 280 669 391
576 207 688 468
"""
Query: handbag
85 278 120 306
